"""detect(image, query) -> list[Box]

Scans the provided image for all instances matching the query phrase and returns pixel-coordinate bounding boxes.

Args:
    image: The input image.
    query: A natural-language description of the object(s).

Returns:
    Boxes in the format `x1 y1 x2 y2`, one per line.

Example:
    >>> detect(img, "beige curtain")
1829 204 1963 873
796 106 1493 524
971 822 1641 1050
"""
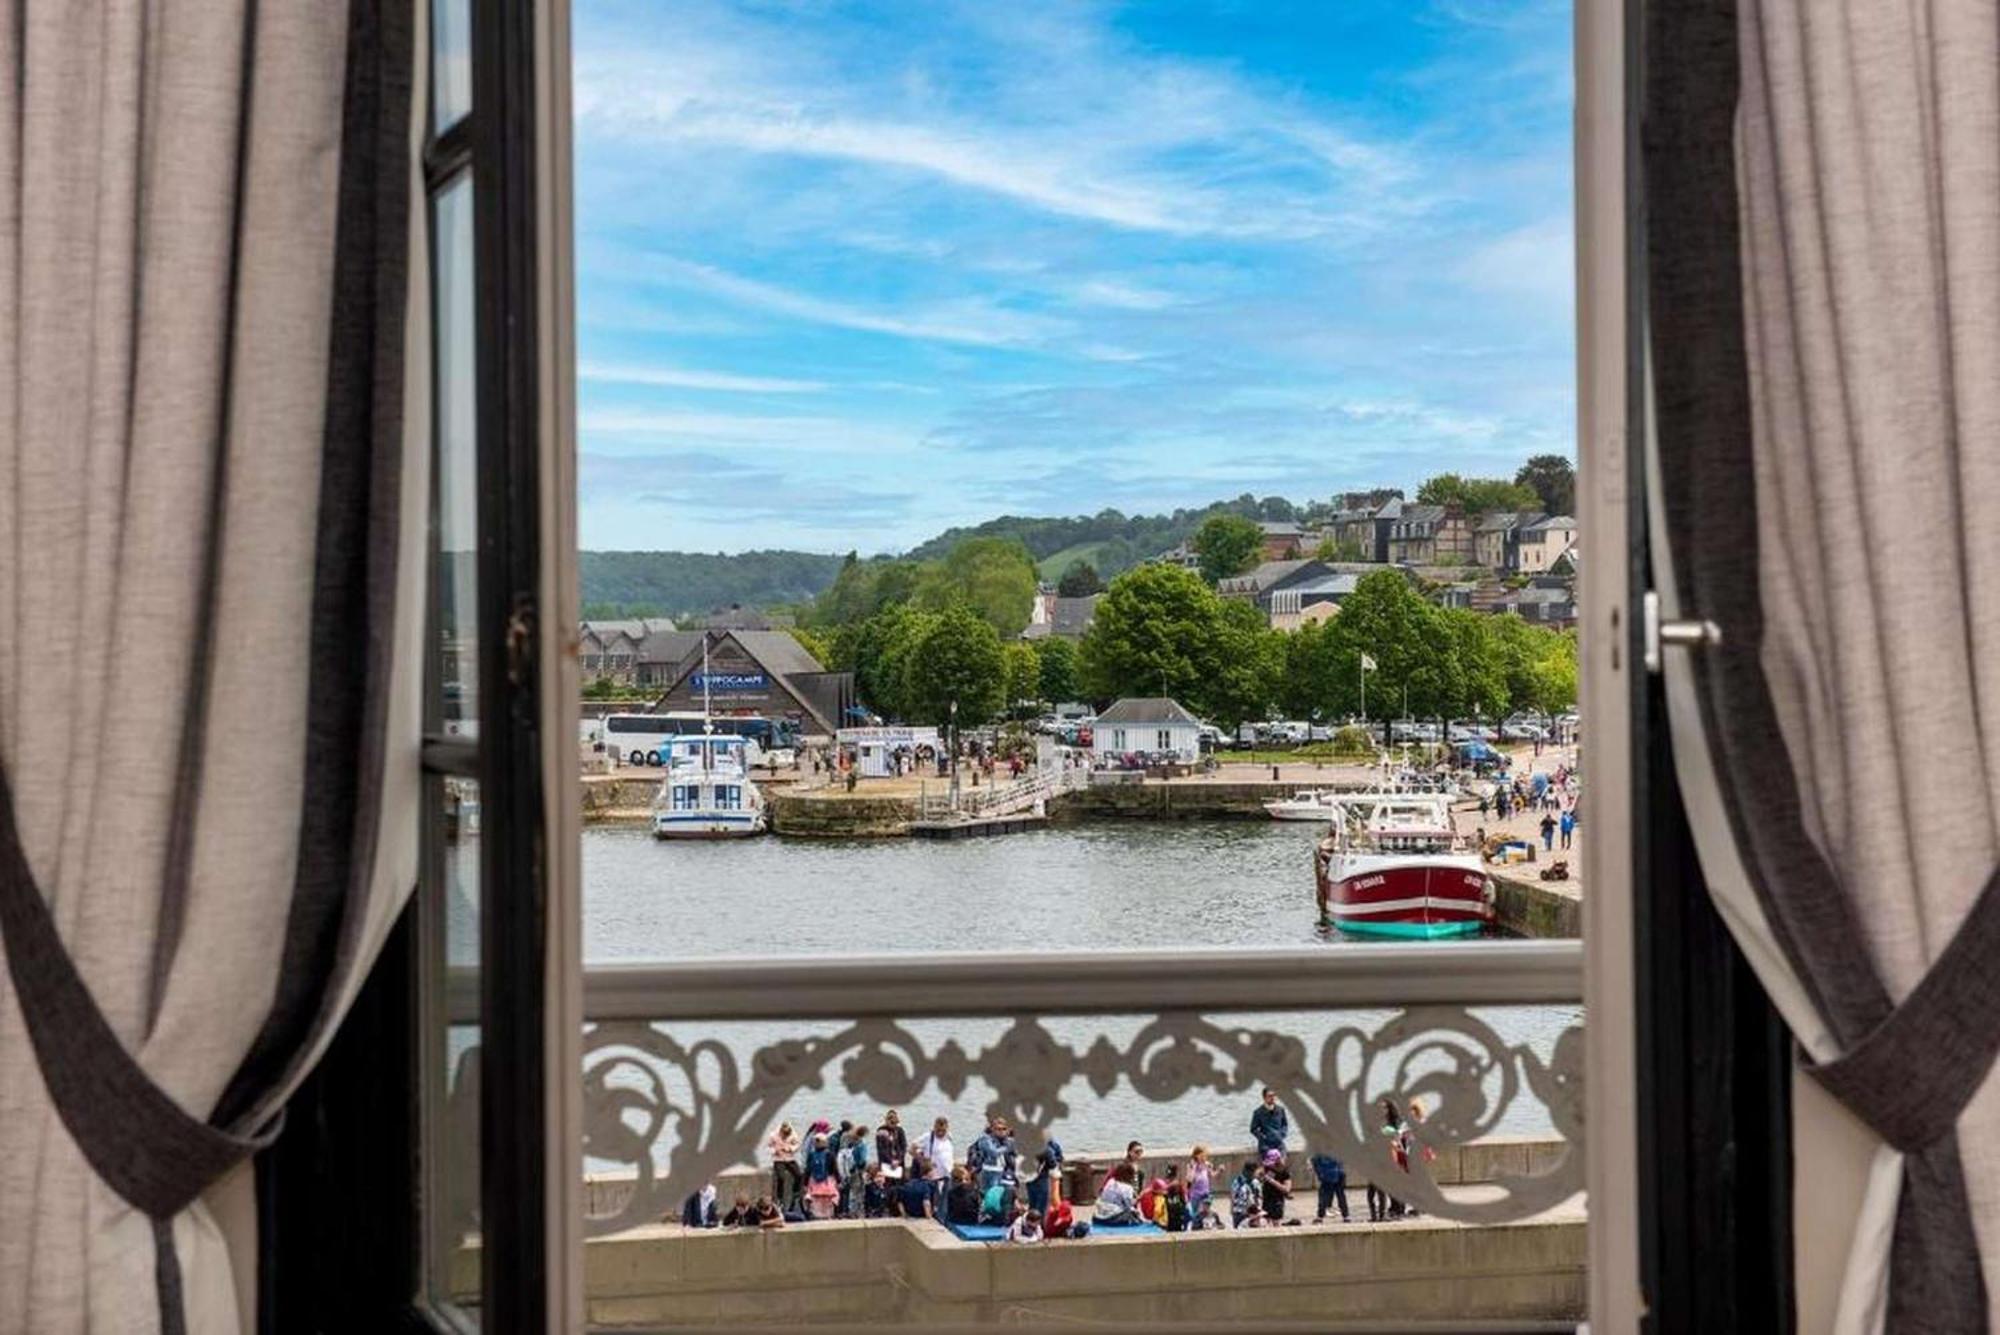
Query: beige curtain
0 2 423 1331
1651 0 2000 1329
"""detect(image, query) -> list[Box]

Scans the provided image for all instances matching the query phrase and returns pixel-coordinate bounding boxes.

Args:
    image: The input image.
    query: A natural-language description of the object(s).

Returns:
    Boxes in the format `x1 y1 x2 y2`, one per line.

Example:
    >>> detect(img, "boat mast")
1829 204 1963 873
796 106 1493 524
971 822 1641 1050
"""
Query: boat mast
701 634 714 773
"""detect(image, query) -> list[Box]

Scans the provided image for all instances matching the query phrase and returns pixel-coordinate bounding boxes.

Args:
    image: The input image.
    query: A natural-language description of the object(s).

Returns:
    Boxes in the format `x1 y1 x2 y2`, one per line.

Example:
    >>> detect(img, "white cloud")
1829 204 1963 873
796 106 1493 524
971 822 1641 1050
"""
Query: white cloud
1457 215 1575 310
643 256 1067 348
578 361 826 393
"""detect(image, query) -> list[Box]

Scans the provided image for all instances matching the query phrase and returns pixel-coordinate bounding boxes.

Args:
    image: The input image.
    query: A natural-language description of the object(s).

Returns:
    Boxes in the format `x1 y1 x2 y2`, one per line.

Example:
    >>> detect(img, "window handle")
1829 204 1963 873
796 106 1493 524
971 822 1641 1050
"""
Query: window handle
1642 589 1722 674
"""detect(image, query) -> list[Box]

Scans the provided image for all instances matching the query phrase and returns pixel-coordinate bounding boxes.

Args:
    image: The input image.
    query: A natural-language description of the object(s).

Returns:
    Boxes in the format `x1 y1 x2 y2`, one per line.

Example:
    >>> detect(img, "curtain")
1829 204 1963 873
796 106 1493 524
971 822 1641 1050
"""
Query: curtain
0 2 420 1332
1648 0 2000 1329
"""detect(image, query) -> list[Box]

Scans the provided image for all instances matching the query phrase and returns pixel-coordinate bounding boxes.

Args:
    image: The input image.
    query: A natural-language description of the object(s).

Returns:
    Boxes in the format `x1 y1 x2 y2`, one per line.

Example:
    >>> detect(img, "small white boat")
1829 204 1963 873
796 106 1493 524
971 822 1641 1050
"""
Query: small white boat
652 734 766 838
1265 789 1344 821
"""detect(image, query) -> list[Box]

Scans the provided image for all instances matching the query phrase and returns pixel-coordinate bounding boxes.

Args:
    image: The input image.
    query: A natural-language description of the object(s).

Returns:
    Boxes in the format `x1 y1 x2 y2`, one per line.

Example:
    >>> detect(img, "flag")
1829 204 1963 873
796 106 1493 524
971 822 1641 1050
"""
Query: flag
1360 653 1378 672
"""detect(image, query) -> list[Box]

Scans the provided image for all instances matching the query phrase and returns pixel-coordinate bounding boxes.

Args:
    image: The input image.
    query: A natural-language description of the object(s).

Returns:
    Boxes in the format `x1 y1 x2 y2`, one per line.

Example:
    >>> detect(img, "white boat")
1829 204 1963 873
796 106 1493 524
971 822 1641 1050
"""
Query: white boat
1264 755 1462 821
652 734 767 838
1264 789 1344 821
651 637 769 839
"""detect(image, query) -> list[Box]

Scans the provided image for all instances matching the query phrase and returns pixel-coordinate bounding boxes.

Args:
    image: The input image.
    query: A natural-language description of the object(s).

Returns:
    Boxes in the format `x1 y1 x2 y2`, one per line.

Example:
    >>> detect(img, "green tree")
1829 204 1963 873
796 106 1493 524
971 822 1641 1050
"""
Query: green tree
1200 599 1285 729
940 537 1039 635
1002 640 1044 710
1316 570 1463 718
1056 560 1104 597
787 625 834 667
1192 513 1264 584
1313 537 1365 563
1514 453 1576 516
902 606 1007 727
847 605 935 719
1035 635 1080 705
1079 563 1220 704
1415 473 1541 517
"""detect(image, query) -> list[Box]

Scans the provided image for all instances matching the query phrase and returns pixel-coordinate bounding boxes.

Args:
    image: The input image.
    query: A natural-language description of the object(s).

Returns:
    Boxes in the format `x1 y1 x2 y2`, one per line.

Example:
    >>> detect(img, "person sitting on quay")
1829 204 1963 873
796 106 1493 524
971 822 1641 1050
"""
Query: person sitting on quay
862 1164 893 1219
1044 1194 1088 1240
894 1155 936 1220
1093 1162 1142 1225
1250 1087 1290 1158
678 1181 720 1229
979 1174 1017 1225
1259 1148 1296 1225
1310 1150 1350 1223
1006 1207 1044 1243
720 1194 754 1228
1135 1169 1168 1224
1162 1181 1189 1232
750 1195 786 1229
1190 1196 1227 1231
1229 1158 1263 1227
945 1166 983 1225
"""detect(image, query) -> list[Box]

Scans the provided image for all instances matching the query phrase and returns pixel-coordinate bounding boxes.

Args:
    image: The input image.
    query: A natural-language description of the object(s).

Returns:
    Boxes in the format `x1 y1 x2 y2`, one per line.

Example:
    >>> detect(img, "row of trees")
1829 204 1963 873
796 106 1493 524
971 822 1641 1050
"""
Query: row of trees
815 541 1576 732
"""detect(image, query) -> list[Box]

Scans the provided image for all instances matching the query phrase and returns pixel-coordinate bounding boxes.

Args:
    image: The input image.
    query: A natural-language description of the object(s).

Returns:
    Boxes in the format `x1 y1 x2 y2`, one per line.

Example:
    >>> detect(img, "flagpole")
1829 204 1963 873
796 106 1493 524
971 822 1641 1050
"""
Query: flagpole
1360 656 1366 722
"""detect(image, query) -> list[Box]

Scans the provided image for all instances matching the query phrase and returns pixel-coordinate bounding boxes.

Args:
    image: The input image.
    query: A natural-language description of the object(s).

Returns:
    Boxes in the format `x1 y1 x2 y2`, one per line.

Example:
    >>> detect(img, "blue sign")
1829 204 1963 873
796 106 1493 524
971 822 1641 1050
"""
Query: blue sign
692 671 768 693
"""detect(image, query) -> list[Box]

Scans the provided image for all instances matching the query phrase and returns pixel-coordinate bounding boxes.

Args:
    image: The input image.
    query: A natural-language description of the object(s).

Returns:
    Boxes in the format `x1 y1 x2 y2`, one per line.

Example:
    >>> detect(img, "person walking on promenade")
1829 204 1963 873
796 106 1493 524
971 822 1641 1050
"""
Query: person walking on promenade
876 1109 910 1184
1539 810 1557 851
767 1121 803 1214
1560 808 1575 850
1249 1087 1290 1157
1310 1150 1350 1223
919 1117 954 1212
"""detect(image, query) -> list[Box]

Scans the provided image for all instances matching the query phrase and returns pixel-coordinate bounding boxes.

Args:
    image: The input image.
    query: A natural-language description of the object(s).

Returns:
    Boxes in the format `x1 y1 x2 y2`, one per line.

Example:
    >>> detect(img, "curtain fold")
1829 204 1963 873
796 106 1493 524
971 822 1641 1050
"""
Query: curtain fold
1648 0 2000 1328
0 1 418 1331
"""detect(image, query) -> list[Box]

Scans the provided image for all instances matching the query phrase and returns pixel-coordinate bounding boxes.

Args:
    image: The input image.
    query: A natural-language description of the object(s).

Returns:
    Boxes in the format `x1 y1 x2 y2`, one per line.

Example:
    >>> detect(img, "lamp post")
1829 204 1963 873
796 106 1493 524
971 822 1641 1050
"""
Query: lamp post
948 698 960 811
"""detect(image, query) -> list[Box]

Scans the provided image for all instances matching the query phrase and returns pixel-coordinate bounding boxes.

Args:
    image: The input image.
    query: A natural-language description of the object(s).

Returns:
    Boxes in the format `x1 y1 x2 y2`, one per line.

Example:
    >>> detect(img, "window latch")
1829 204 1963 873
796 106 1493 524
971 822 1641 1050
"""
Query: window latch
1642 589 1721 675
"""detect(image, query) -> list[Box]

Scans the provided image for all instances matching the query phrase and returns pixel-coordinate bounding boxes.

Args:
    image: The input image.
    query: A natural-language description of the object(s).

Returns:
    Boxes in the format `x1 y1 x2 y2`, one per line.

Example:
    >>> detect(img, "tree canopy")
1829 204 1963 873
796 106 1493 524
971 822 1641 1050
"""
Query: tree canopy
1056 560 1104 597
1192 513 1264 585
902 606 1007 727
1513 454 1576 516
1414 473 1542 517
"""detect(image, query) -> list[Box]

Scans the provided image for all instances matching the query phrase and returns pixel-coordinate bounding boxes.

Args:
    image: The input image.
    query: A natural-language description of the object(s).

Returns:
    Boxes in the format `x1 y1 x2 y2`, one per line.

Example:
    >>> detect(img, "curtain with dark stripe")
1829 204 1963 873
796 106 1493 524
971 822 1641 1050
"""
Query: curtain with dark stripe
0 2 422 1331
1648 1 2000 1329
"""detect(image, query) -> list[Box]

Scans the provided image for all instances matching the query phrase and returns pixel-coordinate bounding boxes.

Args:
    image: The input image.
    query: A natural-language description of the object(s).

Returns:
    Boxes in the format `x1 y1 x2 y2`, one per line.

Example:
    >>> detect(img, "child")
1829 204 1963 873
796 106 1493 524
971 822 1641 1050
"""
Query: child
1163 1182 1189 1233
1185 1146 1213 1222
1135 1174 1168 1224
1006 1208 1044 1243
1190 1197 1227 1231
750 1195 785 1229
1045 1195 1079 1239
862 1164 891 1219
803 1132 841 1221
720 1194 753 1228
980 1177 1016 1224
945 1166 983 1225
1229 1158 1262 1227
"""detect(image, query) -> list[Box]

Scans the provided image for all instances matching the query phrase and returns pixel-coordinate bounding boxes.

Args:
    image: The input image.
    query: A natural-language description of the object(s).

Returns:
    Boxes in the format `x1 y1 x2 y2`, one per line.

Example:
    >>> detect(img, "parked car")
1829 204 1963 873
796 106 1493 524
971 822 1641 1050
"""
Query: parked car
1500 722 1548 741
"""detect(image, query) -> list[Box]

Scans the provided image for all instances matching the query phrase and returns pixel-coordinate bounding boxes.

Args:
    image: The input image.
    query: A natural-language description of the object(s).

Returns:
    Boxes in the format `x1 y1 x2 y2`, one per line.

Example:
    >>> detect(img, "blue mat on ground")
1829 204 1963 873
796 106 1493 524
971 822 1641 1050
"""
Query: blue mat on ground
939 1218 1166 1241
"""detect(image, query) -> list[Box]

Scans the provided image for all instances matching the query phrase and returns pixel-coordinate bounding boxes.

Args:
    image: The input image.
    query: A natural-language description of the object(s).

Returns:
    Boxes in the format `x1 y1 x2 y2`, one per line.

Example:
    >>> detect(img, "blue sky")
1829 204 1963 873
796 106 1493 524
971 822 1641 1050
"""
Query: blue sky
571 0 1574 553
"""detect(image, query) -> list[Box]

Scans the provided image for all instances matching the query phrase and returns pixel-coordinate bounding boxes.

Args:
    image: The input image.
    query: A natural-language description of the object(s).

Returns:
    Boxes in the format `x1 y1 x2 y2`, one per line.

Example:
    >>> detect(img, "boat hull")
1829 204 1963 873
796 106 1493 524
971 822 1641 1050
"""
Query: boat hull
653 811 766 839
1316 858 1493 937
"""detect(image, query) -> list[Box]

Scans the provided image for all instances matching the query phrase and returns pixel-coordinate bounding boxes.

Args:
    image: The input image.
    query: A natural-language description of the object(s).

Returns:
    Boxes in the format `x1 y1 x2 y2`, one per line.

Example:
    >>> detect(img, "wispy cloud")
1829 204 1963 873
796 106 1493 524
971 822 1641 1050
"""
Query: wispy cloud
578 361 827 393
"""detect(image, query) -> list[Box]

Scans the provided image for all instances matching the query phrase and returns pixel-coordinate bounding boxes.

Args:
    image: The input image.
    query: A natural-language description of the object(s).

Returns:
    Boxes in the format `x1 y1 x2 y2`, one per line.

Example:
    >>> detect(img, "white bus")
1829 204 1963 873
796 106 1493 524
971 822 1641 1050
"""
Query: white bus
601 712 799 769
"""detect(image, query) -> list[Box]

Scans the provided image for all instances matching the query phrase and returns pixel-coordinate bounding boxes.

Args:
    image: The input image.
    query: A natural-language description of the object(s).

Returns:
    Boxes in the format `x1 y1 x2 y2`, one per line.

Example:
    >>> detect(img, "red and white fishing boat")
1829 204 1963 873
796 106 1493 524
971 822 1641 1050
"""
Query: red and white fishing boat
1313 791 1494 939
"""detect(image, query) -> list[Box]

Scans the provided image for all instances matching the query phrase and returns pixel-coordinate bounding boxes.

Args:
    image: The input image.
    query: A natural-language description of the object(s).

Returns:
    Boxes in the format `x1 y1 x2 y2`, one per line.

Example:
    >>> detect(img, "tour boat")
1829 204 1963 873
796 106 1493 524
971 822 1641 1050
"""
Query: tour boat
1264 789 1342 821
651 734 767 838
651 636 767 838
1313 791 1493 939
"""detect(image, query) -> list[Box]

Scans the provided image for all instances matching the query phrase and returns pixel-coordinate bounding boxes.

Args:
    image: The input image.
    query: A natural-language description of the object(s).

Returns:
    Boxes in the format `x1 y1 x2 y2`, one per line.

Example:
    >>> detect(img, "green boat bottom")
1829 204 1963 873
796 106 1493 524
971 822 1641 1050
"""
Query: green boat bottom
1321 918 1485 941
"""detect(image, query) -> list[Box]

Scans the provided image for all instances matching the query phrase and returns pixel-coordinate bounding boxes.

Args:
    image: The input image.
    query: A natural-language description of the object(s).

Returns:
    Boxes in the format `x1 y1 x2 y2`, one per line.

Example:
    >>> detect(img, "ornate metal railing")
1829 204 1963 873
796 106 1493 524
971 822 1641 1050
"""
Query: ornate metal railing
447 941 1584 1241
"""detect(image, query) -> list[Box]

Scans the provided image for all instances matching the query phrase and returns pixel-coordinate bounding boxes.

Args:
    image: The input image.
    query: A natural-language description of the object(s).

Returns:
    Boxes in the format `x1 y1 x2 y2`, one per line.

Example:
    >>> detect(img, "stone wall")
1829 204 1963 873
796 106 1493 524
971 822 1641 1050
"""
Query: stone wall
564 1211 1586 1327
1055 781 1343 822
1491 874 1581 938
766 791 920 838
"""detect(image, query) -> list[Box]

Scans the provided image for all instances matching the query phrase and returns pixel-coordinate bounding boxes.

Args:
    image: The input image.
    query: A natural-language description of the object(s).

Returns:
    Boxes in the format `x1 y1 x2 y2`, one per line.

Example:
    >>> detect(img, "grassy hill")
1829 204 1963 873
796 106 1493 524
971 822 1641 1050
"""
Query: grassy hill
1035 541 1111 581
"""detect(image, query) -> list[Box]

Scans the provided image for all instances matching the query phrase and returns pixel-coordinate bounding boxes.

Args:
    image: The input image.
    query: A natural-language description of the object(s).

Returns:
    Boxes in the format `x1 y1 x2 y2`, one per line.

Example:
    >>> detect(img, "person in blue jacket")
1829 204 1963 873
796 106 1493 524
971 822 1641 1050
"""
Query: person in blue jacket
1249 1087 1290 1157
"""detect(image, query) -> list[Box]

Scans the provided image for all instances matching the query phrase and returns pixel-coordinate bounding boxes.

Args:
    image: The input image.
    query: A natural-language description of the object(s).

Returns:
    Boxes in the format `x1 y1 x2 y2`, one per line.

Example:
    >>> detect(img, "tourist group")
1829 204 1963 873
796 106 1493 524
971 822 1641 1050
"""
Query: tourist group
677 1088 1438 1243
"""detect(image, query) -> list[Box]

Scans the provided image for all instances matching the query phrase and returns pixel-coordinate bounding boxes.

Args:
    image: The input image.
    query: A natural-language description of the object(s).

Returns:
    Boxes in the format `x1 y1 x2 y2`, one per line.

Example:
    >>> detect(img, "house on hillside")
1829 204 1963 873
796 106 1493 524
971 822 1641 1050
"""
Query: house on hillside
1471 511 1547 573
1020 595 1100 640
1256 520 1307 560
579 617 677 681
634 628 856 737
1517 516 1577 574
1092 697 1203 764
1268 573 1358 630
1386 503 1473 565
1158 541 1202 570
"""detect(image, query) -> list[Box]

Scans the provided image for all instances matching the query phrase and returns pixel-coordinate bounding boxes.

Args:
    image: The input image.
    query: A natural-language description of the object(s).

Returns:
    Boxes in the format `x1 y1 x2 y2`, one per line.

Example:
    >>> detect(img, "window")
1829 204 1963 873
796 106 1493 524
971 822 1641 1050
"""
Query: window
1156 729 1172 751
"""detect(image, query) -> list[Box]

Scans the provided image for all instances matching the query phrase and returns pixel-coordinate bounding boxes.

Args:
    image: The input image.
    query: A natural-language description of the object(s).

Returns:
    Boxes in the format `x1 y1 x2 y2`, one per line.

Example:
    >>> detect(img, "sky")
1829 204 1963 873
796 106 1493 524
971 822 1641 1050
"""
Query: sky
570 0 1575 554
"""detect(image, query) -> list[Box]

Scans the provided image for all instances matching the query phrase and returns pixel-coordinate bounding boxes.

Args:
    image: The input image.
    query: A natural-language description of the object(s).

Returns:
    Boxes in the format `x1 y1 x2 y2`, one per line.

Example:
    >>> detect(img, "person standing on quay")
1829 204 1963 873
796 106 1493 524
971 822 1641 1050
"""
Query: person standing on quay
1540 810 1557 852
876 1109 909 1184
919 1116 954 1212
968 1115 1018 1193
766 1121 802 1214
1560 808 1575 851
1250 1087 1290 1157
1310 1150 1350 1223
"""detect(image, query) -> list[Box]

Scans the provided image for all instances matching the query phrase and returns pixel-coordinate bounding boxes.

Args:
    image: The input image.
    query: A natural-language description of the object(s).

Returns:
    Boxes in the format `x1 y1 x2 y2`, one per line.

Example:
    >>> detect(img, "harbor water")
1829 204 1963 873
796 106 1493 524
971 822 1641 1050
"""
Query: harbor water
539 820 1579 1165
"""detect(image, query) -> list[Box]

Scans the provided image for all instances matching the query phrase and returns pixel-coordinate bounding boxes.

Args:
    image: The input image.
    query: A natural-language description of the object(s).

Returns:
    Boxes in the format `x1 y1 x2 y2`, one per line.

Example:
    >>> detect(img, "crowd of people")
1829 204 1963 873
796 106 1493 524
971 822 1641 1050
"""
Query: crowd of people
675 1088 1439 1242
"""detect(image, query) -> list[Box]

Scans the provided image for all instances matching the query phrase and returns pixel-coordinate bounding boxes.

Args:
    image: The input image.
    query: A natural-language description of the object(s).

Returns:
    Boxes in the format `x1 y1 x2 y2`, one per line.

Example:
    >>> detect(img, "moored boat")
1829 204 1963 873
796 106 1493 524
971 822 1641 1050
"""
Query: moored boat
652 734 767 838
1313 792 1493 939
